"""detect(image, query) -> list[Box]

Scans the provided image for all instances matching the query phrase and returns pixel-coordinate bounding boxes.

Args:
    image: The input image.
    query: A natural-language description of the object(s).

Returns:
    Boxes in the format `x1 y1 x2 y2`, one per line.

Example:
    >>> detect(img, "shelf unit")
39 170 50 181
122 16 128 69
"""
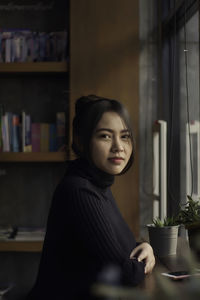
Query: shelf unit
0 3 70 299
0 152 67 162
0 60 69 252
0 240 43 252
0 62 68 73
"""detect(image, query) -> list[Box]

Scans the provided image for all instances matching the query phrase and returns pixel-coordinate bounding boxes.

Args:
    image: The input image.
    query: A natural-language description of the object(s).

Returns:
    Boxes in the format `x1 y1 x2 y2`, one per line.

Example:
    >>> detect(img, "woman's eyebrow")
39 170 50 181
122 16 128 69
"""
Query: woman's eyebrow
95 128 129 133
95 128 113 133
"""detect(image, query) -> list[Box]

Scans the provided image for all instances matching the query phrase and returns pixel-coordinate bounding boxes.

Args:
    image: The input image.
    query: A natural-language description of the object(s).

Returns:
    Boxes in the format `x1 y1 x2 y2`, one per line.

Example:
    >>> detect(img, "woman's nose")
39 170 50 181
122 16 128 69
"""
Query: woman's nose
111 138 124 153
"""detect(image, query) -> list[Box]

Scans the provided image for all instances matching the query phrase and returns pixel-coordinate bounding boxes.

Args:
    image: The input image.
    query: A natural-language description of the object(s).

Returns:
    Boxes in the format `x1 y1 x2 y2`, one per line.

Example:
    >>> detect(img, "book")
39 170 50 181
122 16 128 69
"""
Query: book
31 123 40 152
5 35 11 62
0 104 4 152
6 112 13 151
1 33 6 62
1 114 10 152
0 29 68 62
14 226 45 241
39 32 46 61
0 225 13 240
56 112 66 151
25 114 32 151
49 123 57 152
22 111 32 152
12 114 20 152
40 123 49 152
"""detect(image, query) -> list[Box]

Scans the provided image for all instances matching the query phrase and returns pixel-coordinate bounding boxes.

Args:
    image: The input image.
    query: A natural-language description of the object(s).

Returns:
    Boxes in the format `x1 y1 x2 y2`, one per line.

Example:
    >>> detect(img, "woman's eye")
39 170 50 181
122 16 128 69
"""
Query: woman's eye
121 134 131 141
99 134 111 139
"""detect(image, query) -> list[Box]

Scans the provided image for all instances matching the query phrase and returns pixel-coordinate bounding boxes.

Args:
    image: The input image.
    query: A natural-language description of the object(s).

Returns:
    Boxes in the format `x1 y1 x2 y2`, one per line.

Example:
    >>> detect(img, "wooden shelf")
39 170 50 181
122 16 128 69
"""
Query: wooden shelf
0 62 68 73
0 240 43 252
0 152 67 162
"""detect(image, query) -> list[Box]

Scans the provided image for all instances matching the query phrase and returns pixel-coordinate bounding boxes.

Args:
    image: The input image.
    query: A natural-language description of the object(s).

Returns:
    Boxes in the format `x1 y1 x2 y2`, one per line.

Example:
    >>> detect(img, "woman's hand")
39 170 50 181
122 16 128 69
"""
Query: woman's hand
130 242 155 274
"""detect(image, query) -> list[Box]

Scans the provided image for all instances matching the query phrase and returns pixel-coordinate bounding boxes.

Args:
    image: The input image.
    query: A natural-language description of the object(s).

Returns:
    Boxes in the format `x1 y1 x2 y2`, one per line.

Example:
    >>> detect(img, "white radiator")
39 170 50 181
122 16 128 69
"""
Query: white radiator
153 120 167 221
186 121 200 201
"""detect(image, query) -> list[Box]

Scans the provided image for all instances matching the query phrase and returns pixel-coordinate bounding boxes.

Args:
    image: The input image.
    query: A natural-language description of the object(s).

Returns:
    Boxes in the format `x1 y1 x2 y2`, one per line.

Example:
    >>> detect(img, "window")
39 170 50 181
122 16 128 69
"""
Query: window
159 0 200 215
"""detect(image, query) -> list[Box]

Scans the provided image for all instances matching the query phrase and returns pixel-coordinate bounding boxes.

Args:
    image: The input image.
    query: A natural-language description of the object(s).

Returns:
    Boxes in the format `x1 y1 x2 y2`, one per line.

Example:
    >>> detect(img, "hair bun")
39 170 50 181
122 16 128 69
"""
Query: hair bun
75 95 103 115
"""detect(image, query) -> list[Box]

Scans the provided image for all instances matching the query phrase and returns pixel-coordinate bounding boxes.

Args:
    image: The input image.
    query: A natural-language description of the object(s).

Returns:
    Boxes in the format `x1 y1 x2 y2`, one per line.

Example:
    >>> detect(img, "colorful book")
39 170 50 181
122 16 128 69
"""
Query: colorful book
22 111 32 152
12 114 20 152
40 123 49 152
49 123 57 152
1 114 9 152
0 104 4 152
31 123 40 152
6 112 13 151
39 32 46 61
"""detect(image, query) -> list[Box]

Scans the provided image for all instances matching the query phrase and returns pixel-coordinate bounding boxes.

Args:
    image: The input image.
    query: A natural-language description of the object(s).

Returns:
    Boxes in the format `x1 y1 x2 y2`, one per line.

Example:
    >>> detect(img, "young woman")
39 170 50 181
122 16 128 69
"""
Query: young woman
28 95 155 300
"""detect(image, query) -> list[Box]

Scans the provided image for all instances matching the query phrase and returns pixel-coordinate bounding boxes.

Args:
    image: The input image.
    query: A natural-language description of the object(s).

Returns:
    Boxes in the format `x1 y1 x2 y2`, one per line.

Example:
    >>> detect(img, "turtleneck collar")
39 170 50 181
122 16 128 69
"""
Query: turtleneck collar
65 158 114 189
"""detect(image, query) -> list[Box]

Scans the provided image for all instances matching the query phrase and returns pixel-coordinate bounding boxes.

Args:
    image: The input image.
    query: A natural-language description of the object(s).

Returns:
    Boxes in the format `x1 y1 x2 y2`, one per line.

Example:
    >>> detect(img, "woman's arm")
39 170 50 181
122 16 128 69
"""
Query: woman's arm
130 242 155 274
69 187 145 286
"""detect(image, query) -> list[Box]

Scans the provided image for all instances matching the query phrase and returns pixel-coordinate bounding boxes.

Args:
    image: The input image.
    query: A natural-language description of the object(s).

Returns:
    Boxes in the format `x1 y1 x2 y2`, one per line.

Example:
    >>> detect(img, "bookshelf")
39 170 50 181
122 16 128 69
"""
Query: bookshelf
0 152 67 162
0 62 68 73
0 1 69 297
0 240 43 252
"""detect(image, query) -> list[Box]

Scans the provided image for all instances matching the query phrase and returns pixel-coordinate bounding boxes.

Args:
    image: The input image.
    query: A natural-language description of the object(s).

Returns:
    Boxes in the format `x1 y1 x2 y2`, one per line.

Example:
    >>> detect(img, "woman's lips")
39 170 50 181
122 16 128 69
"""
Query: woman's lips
108 157 124 164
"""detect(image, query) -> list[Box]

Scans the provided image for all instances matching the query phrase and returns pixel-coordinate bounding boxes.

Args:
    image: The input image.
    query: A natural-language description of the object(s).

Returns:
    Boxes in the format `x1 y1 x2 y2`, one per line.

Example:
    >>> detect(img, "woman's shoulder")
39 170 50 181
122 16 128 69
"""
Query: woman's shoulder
52 173 104 212
56 172 100 198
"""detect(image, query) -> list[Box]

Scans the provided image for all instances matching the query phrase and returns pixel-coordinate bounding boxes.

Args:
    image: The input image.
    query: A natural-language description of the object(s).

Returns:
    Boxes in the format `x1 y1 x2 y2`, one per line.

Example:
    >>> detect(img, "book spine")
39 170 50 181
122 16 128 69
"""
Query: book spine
1 35 5 62
22 111 26 152
12 114 20 152
25 114 32 152
6 112 13 151
0 104 4 152
40 123 49 152
0 30 68 62
31 123 40 152
5 37 11 62
49 123 57 152
2 114 9 152
22 111 32 152
39 32 46 61
13 35 21 62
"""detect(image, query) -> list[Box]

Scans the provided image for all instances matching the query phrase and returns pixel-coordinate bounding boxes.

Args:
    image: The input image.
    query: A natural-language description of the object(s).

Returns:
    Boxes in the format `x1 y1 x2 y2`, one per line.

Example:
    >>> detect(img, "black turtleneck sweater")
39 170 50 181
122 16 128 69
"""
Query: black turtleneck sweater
28 159 145 300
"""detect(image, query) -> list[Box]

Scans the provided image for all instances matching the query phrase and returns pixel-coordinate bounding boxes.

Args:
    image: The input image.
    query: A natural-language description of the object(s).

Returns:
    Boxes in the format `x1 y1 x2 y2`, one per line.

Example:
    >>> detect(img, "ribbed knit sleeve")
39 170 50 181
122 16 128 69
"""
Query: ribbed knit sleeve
69 185 145 286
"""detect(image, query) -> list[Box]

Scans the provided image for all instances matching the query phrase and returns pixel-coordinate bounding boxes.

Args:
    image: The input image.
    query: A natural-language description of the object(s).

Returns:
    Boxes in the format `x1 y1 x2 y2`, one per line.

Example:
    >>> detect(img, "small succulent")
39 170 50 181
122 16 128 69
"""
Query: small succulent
152 216 178 227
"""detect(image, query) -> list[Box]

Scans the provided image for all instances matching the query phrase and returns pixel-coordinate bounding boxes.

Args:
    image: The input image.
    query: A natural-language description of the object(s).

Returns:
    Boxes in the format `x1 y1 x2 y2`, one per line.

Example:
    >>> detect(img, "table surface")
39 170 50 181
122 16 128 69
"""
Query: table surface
92 238 200 299
138 237 200 298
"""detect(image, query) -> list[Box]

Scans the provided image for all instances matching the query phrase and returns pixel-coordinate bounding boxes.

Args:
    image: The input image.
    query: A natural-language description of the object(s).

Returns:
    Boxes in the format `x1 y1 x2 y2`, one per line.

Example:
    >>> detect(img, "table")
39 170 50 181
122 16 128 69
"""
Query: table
92 238 200 299
139 237 200 299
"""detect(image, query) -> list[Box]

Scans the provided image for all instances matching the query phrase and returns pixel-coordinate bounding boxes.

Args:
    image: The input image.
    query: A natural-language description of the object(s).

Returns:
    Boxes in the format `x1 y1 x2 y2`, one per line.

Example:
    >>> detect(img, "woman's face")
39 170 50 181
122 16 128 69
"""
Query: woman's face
90 111 133 175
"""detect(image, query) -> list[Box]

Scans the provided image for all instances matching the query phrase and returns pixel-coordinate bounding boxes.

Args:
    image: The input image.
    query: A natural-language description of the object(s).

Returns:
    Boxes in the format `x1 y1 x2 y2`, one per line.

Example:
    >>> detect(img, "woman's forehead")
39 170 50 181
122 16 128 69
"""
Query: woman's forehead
96 111 128 131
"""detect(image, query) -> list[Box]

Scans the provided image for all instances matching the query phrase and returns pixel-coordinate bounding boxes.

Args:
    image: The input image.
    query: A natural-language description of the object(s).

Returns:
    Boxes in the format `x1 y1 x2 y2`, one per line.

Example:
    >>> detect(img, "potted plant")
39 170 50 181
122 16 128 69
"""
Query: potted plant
177 195 200 257
147 216 179 257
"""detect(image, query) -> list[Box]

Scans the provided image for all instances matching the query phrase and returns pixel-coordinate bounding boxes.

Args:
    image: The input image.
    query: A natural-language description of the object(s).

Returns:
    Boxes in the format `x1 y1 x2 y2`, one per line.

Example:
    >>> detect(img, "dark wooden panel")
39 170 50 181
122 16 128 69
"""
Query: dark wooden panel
70 0 139 236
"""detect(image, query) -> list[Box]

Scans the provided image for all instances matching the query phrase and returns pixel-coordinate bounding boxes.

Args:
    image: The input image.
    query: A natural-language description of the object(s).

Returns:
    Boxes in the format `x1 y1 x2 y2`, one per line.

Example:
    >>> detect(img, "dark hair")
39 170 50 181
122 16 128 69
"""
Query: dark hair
72 95 134 174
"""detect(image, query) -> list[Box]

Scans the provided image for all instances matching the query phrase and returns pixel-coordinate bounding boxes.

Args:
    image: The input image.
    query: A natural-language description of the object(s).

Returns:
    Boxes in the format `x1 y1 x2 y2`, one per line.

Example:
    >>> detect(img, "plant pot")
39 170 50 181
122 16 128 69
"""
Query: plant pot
186 222 200 259
147 225 179 257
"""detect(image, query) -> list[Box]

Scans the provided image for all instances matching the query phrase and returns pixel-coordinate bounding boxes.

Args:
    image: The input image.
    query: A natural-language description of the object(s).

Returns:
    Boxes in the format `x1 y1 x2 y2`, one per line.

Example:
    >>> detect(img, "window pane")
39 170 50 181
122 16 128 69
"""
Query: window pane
178 12 199 203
